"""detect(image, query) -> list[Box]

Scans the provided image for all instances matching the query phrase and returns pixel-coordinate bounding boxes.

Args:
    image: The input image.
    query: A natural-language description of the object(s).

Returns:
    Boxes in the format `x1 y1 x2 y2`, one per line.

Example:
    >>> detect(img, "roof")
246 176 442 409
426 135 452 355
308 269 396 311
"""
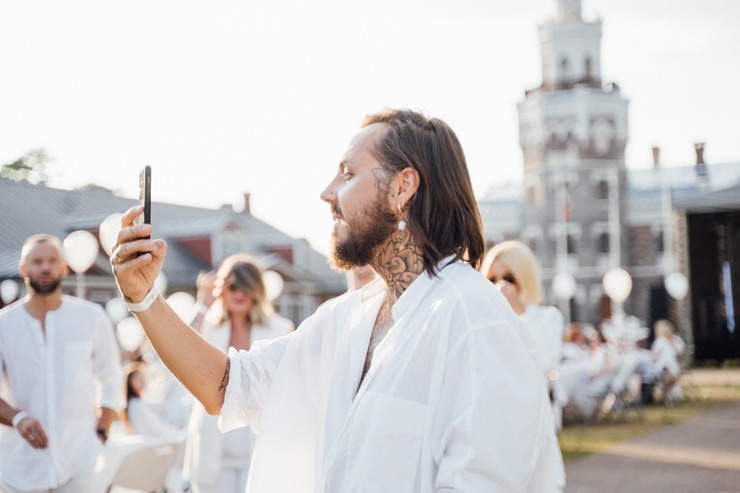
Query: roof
674 184 740 214
0 178 345 293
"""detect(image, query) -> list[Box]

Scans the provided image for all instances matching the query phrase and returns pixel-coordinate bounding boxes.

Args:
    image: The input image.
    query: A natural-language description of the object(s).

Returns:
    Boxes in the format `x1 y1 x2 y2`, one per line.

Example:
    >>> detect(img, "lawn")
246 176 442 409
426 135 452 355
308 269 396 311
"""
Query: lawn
558 381 740 463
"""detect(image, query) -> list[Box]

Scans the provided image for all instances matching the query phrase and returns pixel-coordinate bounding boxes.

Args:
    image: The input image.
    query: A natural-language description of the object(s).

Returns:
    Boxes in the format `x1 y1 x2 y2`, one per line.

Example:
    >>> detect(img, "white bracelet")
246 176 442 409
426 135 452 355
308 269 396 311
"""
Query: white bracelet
12 411 28 429
126 287 160 312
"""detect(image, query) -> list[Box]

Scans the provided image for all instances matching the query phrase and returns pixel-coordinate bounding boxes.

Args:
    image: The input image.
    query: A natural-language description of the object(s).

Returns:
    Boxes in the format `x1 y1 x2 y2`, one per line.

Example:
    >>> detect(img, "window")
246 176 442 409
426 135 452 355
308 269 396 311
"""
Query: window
596 179 609 199
567 233 577 255
598 232 610 253
655 231 664 253
560 57 569 77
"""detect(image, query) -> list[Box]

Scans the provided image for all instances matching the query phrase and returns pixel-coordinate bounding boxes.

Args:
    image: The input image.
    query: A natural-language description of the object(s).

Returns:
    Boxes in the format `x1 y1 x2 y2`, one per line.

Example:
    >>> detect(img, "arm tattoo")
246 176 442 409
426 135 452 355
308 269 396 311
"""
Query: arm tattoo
218 357 231 392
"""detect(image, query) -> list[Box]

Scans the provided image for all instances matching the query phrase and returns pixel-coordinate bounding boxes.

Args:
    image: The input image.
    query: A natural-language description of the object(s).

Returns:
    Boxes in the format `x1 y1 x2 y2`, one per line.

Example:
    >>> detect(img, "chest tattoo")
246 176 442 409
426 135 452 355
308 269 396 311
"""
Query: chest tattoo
358 299 394 389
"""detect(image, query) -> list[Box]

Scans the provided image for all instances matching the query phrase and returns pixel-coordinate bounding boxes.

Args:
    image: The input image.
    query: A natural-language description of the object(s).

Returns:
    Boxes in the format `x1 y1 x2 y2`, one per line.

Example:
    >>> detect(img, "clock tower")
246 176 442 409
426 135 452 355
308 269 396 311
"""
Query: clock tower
516 0 629 322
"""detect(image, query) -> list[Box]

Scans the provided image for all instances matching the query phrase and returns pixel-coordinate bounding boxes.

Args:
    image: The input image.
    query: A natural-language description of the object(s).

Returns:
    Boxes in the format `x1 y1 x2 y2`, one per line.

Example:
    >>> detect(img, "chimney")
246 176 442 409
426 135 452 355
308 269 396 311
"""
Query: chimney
695 142 708 183
243 192 251 214
695 142 705 165
651 146 660 168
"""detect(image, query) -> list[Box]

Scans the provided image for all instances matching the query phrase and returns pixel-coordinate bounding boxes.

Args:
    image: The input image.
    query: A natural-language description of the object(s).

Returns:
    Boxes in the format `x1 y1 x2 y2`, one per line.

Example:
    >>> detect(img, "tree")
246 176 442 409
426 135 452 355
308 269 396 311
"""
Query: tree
1 148 50 184
77 183 117 194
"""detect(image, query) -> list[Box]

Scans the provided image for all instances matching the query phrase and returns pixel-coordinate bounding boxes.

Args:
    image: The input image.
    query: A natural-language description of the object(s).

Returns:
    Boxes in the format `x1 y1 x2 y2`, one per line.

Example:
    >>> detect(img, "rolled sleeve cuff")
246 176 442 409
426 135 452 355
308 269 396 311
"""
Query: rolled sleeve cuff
218 347 250 433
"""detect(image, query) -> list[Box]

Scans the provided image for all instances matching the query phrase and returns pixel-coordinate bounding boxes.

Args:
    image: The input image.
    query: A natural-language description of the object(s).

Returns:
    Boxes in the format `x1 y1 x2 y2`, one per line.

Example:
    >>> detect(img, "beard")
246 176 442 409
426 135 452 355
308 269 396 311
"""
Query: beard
330 195 397 271
29 275 63 295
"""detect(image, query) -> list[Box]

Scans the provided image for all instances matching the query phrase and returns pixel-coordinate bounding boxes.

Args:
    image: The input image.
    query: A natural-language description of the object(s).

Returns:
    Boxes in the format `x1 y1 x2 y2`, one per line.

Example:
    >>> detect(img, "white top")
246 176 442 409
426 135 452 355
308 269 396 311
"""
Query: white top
651 335 685 377
520 305 565 375
0 295 123 490
127 397 180 437
219 260 566 493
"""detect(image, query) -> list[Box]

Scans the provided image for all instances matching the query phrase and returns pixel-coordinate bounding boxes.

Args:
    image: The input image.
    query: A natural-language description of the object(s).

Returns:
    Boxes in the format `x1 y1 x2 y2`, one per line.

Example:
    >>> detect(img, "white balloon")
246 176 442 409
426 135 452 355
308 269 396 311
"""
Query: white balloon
99 213 122 256
105 297 129 324
263 270 284 301
167 291 196 321
603 268 633 303
63 230 99 273
1 280 19 304
116 317 146 352
551 272 577 301
665 272 689 300
154 271 168 295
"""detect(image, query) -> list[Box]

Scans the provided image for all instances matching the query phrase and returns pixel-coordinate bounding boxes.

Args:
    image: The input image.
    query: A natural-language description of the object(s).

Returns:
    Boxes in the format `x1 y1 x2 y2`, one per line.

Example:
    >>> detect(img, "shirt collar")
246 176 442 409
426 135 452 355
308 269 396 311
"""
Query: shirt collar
391 255 458 320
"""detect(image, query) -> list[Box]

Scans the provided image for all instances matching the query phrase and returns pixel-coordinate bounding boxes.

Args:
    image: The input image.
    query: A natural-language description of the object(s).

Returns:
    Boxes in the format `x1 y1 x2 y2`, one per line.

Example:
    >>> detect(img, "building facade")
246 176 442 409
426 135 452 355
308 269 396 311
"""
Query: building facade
481 0 740 361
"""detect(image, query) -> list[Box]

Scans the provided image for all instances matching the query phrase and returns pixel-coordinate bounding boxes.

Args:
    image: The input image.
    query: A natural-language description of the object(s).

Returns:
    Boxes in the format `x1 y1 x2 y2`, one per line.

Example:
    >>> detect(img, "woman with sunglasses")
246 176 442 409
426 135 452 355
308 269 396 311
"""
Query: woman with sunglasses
183 254 294 493
481 241 566 428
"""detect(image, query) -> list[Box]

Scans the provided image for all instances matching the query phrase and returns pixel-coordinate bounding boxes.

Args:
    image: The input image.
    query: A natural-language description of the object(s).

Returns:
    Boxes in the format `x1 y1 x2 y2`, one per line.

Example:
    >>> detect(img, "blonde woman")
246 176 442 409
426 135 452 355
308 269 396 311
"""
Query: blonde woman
481 241 567 427
183 254 294 493
481 241 565 377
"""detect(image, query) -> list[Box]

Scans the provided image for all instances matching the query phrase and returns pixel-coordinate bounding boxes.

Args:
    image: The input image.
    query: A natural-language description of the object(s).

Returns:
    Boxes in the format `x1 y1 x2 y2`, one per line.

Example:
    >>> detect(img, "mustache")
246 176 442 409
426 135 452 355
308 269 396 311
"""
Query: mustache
331 205 342 218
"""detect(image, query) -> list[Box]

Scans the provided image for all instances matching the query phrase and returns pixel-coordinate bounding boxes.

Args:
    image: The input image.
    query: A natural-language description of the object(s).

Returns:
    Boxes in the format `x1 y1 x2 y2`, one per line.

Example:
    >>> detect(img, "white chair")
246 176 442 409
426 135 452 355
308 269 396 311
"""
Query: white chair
589 352 645 424
93 434 185 493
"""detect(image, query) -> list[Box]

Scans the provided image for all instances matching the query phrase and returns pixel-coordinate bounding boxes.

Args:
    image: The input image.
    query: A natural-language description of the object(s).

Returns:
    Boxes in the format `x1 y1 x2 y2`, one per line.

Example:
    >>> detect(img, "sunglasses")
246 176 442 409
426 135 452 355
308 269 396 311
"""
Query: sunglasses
490 273 517 285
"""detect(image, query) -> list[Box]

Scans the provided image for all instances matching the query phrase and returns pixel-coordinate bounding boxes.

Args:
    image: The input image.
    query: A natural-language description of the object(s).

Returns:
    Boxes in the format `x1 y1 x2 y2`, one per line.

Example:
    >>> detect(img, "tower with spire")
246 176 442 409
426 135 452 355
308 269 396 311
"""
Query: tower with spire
517 0 629 322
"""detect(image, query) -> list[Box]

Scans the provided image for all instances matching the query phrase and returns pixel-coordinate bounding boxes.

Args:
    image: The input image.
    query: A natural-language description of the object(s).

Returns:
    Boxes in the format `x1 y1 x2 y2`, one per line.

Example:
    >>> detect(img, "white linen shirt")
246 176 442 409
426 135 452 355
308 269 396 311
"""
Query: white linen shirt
220 259 566 492
0 295 123 491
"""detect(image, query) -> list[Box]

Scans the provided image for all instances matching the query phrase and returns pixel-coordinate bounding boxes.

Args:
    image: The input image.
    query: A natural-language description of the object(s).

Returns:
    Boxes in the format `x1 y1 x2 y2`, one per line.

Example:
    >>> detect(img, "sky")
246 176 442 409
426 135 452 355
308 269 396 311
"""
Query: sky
1 0 739 256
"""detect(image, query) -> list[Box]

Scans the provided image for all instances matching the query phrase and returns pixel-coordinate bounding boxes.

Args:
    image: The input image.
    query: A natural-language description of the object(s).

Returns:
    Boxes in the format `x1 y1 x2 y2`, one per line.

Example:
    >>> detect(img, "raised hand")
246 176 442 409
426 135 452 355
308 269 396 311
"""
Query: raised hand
110 205 168 303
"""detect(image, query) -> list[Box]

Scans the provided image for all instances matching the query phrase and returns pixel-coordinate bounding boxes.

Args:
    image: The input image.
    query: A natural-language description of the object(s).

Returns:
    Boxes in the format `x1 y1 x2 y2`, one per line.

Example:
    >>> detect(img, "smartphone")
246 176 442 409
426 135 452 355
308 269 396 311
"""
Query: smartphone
137 165 152 239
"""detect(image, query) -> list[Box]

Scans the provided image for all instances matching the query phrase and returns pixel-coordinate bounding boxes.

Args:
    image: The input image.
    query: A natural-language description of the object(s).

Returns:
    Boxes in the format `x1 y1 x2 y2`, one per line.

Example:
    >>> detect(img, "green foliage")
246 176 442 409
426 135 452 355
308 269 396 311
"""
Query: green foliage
77 183 117 194
1 148 50 184
693 359 740 369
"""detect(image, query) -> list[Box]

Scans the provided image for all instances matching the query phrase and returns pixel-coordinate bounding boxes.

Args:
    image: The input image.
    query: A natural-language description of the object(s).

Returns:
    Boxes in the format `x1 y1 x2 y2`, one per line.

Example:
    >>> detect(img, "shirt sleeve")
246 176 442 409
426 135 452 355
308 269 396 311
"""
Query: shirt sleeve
218 333 293 433
92 307 125 410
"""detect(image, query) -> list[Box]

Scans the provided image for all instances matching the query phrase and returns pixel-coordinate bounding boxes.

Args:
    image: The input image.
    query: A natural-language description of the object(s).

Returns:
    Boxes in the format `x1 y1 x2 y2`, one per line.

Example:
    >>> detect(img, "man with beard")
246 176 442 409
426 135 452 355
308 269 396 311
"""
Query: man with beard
109 108 566 492
0 234 123 493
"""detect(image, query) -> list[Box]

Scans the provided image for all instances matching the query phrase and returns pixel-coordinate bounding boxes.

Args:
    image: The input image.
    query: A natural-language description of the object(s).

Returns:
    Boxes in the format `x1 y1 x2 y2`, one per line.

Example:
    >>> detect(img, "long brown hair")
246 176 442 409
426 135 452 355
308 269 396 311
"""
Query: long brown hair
213 253 273 326
362 109 485 273
120 361 145 433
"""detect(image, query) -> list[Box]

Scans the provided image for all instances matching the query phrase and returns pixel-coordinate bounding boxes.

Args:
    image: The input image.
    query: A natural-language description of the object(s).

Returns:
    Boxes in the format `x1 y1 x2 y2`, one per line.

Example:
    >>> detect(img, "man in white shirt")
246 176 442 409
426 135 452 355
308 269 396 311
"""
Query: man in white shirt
0 234 123 493
110 108 566 492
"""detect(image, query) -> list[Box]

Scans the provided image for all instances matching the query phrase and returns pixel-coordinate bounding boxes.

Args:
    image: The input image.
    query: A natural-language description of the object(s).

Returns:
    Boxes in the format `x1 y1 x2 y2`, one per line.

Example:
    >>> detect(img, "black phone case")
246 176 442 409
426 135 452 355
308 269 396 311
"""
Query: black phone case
138 166 151 243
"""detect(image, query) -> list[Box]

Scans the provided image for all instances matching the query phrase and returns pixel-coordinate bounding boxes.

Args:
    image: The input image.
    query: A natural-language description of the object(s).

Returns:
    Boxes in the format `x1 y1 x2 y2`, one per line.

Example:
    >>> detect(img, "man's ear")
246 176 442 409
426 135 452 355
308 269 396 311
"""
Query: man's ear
394 166 420 210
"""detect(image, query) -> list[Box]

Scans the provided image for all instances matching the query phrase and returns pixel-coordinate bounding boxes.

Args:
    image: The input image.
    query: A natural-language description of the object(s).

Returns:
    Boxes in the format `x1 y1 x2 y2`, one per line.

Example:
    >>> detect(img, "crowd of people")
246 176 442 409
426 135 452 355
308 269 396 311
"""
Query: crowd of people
554 316 687 423
480 240 688 428
1 108 691 493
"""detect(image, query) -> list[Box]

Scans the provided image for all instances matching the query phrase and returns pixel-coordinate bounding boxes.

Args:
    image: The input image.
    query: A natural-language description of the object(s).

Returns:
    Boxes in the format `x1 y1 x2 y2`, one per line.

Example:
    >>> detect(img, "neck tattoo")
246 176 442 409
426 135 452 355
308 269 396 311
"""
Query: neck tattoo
357 237 425 391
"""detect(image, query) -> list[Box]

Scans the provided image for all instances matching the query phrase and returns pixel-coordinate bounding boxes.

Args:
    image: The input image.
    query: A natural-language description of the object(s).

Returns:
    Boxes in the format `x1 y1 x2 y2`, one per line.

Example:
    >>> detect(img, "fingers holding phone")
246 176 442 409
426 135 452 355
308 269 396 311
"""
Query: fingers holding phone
137 165 152 238
110 166 166 303
111 205 166 300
